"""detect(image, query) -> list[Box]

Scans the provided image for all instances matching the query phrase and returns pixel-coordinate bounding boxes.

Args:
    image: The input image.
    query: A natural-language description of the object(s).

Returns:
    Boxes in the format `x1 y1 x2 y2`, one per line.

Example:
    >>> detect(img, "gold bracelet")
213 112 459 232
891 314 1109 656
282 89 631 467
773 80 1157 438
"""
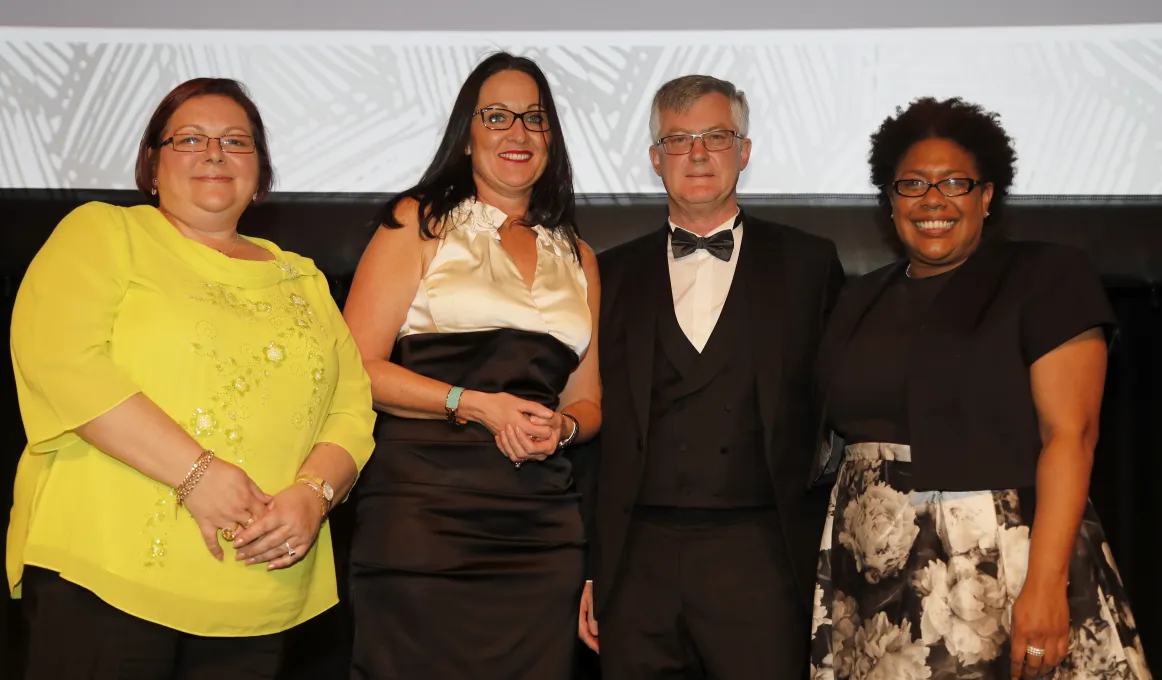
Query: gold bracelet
295 476 330 519
175 450 215 506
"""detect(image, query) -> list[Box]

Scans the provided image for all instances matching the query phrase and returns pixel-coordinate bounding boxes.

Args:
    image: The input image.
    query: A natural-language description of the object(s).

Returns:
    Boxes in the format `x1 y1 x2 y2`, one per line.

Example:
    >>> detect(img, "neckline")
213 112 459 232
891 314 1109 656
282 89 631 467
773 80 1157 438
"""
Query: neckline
133 205 316 288
902 264 957 286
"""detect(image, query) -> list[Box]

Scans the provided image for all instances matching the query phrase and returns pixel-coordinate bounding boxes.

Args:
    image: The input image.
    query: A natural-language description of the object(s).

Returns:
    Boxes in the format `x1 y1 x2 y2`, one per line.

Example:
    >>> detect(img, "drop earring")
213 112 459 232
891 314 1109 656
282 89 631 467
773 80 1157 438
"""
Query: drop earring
151 179 158 196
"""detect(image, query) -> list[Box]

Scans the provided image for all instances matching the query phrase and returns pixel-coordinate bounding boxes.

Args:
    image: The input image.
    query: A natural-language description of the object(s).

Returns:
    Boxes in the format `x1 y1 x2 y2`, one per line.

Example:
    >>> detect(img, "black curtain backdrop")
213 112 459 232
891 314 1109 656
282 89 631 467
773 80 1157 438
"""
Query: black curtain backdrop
1 191 1159 678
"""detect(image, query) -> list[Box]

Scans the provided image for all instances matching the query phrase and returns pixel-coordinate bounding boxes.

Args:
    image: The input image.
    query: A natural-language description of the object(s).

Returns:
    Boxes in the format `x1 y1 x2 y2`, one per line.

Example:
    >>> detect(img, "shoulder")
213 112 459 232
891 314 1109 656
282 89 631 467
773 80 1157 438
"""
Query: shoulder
831 259 896 306
577 238 598 268
968 239 1101 291
597 228 662 269
53 201 129 236
576 238 601 286
39 201 135 257
1007 240 1095 273
745 215 837 261
387 196 425 231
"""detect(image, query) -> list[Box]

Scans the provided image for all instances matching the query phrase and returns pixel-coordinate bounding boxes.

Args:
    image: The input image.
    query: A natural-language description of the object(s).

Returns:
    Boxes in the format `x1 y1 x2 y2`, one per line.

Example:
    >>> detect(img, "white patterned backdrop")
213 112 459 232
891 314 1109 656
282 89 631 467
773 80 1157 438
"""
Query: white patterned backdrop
2 25 1161 194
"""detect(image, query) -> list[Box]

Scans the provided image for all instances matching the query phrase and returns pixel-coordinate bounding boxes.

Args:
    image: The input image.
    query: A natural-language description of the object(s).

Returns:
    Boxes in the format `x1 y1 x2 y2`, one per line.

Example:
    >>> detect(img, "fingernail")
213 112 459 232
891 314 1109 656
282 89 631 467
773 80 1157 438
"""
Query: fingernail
246 558 256 565
236 552 246 559
233 540 242 548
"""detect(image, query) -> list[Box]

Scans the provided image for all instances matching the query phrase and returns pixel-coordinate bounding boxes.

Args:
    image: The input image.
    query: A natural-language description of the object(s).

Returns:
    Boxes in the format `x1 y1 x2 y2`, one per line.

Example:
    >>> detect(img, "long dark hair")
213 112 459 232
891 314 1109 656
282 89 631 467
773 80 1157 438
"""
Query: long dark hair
380 52 579 259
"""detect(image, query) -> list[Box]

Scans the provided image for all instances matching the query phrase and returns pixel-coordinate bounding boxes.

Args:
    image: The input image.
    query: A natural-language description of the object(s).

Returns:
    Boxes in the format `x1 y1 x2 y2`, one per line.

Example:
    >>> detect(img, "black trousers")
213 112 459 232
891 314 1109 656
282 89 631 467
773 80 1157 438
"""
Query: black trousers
599 509 810 680
21 567 285 680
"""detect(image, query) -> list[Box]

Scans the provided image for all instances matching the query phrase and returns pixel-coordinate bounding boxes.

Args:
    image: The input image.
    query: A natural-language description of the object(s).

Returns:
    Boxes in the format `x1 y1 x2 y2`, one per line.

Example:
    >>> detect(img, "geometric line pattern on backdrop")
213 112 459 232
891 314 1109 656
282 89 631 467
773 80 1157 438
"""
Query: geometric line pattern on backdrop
2 25 1161 194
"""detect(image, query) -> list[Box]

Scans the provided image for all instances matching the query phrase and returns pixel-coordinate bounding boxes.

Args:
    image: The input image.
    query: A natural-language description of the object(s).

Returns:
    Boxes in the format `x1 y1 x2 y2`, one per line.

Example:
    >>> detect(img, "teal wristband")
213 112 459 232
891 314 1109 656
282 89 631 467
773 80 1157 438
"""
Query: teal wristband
445 386 465 424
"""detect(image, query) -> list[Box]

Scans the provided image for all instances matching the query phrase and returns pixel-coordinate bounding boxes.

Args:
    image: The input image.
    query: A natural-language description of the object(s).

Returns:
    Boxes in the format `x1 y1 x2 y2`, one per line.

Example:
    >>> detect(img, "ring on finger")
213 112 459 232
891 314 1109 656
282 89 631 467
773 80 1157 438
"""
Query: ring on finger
221 524 239 542
285 541 296 558
1025 645 1046 657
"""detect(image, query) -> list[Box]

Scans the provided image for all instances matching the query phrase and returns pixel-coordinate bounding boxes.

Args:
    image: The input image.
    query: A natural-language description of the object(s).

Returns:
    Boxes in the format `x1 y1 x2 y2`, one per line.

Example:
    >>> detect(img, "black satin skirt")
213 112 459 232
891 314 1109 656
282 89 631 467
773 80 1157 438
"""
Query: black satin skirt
348 330 586 680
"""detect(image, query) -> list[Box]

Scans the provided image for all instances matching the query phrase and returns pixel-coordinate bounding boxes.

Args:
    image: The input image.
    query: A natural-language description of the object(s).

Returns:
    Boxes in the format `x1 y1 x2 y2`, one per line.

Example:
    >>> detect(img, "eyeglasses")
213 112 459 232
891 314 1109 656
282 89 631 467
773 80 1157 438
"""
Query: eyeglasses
891 178 985 197
656 130 741 155
474 107 551 132
159 134 257 154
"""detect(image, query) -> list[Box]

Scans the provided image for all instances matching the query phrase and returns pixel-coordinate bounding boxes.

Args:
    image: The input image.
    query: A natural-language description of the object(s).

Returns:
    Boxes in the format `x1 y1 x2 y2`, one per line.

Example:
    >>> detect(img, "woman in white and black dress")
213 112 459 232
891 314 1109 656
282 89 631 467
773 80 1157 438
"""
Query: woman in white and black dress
809 97 1149 679
341 52 601 679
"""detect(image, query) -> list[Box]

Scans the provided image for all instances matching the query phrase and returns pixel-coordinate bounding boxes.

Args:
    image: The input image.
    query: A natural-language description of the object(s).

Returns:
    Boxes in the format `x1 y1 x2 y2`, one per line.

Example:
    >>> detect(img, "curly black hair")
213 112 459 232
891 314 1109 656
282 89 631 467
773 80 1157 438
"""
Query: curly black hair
868 97 1017 226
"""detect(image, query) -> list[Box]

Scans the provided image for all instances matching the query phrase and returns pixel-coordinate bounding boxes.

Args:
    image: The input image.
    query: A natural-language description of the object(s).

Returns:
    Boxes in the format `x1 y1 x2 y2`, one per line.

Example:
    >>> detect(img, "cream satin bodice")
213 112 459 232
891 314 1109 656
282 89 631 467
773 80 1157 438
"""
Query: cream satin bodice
400 199 591 357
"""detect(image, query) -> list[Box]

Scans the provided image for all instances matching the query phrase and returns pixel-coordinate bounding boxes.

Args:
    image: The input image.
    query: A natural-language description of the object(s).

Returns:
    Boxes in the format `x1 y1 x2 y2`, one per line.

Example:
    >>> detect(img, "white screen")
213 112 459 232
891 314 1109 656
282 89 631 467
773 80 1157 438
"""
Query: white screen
2 10 1161 195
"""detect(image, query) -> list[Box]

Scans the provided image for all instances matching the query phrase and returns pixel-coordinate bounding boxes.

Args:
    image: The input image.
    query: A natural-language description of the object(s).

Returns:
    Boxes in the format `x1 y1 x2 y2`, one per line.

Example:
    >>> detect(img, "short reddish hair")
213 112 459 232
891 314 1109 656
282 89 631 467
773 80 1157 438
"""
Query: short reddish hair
134 78 276 201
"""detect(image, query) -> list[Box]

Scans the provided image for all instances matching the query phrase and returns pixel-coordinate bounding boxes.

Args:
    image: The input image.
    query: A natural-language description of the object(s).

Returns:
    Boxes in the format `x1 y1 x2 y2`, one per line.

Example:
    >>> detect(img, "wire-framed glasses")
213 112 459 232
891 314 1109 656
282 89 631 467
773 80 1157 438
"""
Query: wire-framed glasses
159 134 257 154
655 130 741 155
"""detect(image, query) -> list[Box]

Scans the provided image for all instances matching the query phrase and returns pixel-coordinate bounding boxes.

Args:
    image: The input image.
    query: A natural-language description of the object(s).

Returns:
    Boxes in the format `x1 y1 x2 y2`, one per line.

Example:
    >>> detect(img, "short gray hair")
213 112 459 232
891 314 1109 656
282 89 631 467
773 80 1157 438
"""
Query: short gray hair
649 75 750 143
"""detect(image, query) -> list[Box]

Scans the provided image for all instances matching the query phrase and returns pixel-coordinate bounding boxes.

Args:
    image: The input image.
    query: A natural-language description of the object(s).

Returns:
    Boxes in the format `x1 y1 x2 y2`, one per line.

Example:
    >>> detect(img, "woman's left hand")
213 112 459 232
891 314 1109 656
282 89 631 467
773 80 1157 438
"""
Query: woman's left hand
496 412 567 464
1009 578 1071 678
231 483 325 571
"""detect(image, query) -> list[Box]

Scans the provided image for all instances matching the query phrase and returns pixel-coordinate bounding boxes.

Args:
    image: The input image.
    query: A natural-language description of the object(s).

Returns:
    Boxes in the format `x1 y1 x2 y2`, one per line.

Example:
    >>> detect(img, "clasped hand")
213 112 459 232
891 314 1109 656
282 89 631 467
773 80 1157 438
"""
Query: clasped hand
467 391 564 465
183 459 323 570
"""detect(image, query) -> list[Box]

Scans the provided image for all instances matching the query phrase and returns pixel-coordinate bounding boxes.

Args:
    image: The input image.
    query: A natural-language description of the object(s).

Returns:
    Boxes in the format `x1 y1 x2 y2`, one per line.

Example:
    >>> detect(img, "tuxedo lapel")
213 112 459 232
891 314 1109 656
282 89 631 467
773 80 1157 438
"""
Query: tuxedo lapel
625 227 670 445
739 220 787 461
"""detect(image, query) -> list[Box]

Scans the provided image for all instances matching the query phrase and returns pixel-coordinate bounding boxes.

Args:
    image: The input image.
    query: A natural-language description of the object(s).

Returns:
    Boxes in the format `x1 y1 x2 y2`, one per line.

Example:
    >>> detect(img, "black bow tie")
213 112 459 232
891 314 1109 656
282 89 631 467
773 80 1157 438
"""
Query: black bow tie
671 228 735 261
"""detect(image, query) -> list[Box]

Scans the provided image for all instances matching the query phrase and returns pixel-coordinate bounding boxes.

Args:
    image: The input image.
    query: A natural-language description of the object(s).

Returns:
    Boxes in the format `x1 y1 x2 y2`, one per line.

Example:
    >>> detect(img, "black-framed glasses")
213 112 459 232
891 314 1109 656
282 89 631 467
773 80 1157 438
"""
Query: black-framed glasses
891 177 985 197
159 134 257 154
474 107 551 132
656 130 741 155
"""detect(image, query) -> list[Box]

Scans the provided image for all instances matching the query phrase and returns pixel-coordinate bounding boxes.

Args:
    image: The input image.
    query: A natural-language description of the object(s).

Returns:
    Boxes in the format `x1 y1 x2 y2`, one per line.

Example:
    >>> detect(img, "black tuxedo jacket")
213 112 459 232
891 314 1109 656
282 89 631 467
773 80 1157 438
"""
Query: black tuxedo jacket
585 213 844 616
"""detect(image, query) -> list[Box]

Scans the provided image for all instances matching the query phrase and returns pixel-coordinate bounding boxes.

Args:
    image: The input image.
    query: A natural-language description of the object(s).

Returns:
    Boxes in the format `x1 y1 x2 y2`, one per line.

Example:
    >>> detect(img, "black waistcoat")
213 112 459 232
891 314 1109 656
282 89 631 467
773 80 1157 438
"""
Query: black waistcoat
636 270 776 508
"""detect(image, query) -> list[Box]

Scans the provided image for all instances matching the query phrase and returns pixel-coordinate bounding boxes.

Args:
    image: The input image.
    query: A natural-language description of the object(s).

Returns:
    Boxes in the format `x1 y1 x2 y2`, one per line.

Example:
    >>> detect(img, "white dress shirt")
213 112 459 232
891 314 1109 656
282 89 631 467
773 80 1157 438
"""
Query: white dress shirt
667 212 743 352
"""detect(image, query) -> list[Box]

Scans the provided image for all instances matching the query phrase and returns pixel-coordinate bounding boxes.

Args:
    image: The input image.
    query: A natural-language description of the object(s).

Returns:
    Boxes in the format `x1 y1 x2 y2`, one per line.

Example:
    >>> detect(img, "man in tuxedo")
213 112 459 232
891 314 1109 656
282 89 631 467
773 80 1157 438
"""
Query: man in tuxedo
577 75 844 679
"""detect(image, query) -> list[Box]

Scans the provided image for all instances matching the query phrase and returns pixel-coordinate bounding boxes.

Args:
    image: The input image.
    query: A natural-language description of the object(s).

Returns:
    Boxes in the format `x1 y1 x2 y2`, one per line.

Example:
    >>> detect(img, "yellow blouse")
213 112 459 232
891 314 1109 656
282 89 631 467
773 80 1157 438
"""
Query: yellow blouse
6 202 375 637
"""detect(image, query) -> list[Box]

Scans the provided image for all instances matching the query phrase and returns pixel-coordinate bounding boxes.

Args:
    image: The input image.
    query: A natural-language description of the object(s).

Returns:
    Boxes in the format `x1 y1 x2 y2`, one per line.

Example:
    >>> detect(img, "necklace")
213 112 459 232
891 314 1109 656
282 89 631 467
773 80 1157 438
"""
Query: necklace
905 263 914 279
220 232 242 255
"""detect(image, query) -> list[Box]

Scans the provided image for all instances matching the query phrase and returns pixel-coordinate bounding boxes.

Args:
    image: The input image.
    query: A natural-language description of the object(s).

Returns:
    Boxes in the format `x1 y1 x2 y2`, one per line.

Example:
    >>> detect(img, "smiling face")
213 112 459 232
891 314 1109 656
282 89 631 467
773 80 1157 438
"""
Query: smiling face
890 137 994 277
153 94 260 224
649 92 751 216
467 69 551 202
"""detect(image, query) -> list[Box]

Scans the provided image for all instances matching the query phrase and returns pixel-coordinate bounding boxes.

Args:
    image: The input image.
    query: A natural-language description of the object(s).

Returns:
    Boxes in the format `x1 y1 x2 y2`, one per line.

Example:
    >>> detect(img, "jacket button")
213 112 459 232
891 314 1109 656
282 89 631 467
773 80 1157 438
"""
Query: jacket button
720 446 728 455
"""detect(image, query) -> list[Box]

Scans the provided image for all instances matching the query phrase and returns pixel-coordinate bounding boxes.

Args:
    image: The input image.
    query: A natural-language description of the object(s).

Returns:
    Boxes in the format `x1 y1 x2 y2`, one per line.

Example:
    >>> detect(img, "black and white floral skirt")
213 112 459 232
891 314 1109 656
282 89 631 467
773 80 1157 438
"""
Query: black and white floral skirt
810 443 1150 679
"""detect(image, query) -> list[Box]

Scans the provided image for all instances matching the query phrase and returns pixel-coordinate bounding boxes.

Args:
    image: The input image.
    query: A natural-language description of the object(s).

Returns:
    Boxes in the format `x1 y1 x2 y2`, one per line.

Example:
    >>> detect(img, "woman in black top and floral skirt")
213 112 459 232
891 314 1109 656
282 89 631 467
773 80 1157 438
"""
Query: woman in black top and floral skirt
808 97 1149 679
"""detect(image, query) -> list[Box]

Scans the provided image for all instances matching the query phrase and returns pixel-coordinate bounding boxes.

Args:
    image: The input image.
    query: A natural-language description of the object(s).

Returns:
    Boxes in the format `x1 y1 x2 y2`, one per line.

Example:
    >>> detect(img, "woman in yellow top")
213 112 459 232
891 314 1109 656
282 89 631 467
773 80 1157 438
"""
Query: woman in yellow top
7 77 375 679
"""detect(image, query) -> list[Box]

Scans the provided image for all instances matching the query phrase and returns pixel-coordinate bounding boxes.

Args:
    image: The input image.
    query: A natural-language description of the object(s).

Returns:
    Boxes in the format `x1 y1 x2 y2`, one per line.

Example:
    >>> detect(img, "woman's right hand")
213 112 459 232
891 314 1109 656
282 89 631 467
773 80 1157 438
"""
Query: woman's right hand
181 458 273 560
458 391 555 464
